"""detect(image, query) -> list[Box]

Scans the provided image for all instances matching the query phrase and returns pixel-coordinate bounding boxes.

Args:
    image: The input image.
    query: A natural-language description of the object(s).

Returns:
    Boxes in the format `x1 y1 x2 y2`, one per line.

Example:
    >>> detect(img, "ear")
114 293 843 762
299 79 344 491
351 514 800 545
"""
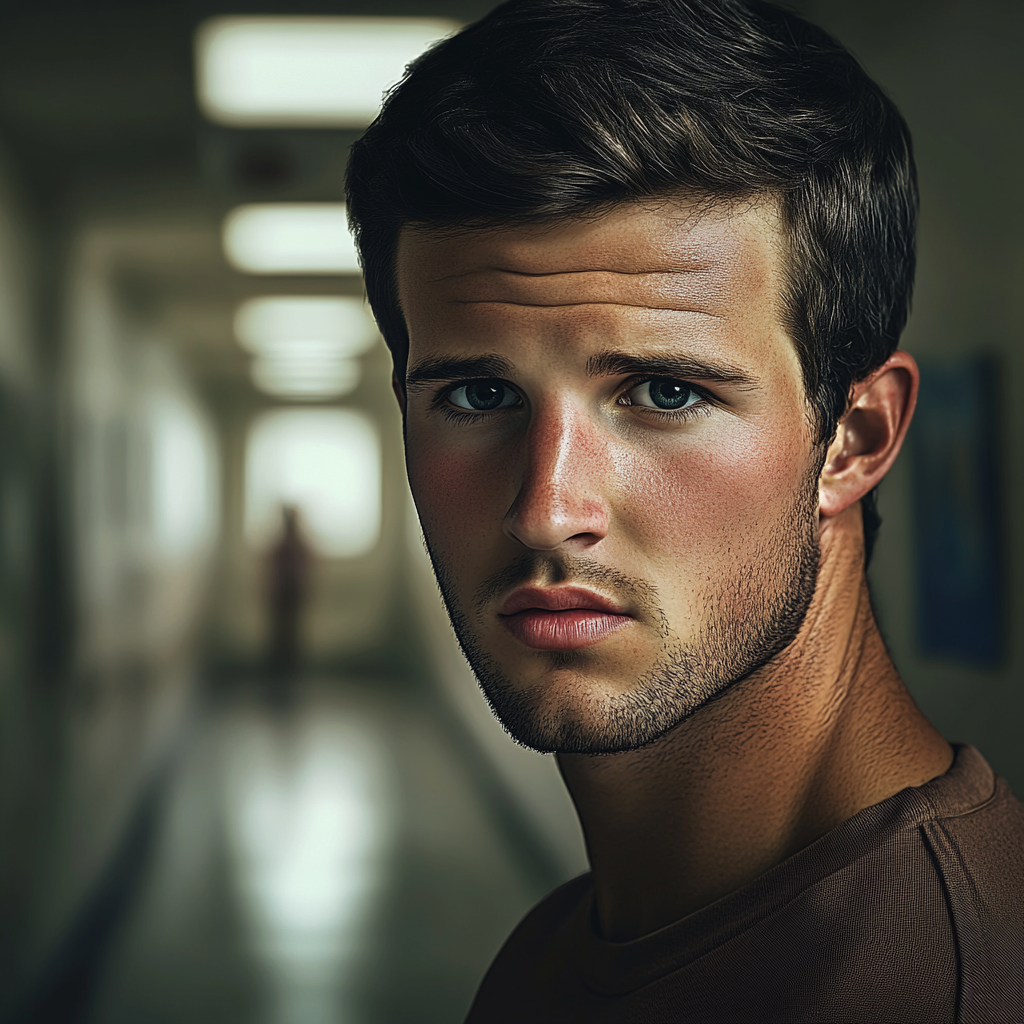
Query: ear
392 371 406 416
819 350 919 518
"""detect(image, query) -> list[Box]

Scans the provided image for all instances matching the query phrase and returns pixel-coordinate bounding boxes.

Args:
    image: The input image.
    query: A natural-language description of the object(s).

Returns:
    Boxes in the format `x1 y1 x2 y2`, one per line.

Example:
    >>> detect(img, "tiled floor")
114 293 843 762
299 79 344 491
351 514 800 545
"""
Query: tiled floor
90 679 560 1024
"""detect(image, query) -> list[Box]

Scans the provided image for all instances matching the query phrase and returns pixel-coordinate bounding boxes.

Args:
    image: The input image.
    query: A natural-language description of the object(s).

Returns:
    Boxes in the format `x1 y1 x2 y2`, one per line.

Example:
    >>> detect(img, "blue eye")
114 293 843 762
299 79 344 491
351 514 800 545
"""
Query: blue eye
626 379 702 411
448 379 520 411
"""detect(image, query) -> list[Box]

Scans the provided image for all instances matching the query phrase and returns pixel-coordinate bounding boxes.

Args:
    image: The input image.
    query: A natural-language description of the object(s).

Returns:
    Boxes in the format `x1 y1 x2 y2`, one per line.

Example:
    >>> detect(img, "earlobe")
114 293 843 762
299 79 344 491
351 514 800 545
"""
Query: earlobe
819 351 918 518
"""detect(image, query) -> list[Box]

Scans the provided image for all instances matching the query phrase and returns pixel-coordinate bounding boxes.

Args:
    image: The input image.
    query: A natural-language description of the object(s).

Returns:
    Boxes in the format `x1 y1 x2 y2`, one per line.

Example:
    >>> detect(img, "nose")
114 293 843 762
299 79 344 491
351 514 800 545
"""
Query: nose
502 400 611 551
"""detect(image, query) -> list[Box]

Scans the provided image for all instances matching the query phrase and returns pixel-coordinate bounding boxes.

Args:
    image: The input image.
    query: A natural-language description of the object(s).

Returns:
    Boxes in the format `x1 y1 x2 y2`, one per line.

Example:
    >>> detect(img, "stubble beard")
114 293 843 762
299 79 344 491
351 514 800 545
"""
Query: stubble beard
424 472 822 755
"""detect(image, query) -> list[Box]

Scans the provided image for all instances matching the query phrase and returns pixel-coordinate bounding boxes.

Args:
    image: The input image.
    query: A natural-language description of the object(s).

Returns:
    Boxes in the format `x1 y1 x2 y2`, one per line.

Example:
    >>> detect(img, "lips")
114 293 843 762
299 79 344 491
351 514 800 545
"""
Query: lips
498 586 633 651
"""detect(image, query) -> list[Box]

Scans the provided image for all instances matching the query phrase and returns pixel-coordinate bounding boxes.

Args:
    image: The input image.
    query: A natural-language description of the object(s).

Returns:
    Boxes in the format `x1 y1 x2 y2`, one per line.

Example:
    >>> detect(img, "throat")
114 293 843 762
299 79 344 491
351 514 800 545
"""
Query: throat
557 601 952 942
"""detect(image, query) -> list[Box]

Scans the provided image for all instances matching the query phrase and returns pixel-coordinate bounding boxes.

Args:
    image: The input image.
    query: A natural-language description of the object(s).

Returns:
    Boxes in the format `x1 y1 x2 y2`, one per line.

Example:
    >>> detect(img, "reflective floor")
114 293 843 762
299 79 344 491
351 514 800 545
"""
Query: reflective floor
89 679 555 1024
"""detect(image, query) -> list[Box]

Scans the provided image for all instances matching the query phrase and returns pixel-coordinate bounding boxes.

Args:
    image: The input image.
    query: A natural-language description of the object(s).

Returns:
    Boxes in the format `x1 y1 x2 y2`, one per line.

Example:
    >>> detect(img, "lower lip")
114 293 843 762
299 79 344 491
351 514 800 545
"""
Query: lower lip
499 609 632 651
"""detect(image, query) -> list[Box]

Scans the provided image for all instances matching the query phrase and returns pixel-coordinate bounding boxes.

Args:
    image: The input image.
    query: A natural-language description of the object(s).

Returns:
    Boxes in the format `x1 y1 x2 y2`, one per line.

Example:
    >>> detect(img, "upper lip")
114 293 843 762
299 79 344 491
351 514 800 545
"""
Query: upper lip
499 586 629 617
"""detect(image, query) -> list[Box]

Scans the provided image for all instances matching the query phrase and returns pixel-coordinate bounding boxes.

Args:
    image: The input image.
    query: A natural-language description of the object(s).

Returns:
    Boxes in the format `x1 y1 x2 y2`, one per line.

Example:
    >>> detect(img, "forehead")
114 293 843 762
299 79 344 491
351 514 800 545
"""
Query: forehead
395 199 796 376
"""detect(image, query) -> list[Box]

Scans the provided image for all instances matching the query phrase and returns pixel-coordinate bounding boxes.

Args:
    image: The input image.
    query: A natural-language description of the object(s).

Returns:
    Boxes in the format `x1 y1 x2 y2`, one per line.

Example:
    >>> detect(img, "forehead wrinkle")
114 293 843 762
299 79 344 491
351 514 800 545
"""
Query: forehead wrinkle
432 266 731 316
433 297 743 356
410 216 752 281
440 295 729 333
399 199 779 291
426 263 714 284
430 267 719 287
450 298 724 317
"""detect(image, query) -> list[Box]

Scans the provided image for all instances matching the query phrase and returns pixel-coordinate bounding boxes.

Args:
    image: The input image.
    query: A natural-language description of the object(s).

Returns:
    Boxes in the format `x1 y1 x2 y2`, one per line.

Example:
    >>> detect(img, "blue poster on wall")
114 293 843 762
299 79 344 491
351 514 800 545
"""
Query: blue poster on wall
910 355 1003 665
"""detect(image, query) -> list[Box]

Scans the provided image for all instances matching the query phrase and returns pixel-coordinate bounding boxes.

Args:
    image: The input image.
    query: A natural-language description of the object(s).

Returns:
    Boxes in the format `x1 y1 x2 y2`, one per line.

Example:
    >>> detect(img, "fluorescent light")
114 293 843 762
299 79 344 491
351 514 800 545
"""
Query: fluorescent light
237 296 377 397
196 17 459 127
251 356 362 399
234 297 378 357
223 204 359 275
250 339 355 361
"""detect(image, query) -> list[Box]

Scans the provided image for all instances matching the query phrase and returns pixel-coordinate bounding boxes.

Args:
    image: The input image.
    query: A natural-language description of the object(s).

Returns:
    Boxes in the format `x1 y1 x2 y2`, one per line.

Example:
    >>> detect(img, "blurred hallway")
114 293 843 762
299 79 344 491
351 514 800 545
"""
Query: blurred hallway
0 2 1022 1022
88 678 549 1024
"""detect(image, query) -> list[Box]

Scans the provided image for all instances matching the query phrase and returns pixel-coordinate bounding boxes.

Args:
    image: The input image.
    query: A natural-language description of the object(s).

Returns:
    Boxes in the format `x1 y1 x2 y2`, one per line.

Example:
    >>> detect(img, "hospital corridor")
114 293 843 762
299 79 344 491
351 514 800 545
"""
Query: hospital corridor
82 679 564 1024
0 1 1022 1023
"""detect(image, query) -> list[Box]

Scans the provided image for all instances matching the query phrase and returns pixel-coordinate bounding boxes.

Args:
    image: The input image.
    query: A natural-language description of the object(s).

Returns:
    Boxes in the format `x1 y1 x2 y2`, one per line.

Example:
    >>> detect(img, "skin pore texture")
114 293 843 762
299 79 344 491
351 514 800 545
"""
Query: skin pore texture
395 199 953 942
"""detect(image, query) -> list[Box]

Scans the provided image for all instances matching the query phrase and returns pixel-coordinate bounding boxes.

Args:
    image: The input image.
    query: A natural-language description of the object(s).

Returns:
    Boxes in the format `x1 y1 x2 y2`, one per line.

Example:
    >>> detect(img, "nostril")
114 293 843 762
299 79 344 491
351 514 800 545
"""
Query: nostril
502 493 609 551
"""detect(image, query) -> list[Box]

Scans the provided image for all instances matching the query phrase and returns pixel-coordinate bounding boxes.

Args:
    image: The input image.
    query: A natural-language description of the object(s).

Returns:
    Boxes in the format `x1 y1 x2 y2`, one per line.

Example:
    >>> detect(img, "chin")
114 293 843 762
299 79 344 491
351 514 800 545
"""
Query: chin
474 660 708 755
463 585 818 755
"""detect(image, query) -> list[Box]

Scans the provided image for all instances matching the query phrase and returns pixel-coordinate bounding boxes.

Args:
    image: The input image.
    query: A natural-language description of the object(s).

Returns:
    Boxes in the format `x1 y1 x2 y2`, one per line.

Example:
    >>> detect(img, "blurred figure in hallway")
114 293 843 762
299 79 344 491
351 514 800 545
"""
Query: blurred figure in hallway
265 504 312 702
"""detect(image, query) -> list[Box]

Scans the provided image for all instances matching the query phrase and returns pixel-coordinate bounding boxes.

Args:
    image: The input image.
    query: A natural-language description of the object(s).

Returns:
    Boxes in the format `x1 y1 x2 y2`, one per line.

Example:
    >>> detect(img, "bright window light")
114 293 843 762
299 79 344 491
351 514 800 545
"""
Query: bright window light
234 296 378 358
251 356 361 400
245 408 381 557
148 394 218 559
196 17 459 127
223 204 359 275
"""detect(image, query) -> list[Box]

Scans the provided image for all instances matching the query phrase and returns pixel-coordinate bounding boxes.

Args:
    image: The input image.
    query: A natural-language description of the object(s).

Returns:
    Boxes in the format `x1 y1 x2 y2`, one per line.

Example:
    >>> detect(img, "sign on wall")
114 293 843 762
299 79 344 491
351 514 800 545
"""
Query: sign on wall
910 355 1003 665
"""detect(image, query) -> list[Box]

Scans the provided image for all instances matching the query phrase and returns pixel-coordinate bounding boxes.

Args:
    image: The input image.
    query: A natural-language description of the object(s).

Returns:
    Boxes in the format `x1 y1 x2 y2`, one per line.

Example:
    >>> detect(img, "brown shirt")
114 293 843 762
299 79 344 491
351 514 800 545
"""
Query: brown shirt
466 745 1024 1023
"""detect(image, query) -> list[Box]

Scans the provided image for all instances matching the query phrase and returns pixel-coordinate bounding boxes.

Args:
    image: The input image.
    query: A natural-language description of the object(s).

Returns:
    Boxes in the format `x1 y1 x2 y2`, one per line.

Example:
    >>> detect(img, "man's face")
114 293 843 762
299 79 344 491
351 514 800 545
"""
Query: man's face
397 200 822 754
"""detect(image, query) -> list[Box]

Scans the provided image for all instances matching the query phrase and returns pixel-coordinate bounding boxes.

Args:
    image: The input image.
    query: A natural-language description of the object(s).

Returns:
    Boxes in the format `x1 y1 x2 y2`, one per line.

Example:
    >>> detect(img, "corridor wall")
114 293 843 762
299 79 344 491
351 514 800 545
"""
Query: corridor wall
0 140 43 1018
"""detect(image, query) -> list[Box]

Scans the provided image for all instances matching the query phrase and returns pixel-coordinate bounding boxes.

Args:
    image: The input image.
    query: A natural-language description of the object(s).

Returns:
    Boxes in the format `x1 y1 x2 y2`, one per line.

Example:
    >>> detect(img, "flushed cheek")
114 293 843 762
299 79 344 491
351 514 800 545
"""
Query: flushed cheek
408 435 512 556
616 431 809 591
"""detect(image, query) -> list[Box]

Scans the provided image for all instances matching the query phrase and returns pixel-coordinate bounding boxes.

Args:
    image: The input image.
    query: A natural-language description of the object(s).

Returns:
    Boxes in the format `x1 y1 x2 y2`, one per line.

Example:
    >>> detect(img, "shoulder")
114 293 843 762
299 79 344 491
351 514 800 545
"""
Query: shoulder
919 744 1024 905
918 746 1024 1022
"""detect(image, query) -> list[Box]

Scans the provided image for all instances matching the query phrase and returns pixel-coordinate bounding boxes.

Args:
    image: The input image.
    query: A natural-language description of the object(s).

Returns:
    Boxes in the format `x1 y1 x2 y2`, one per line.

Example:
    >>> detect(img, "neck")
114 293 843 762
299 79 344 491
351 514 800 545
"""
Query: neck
556 505 952 942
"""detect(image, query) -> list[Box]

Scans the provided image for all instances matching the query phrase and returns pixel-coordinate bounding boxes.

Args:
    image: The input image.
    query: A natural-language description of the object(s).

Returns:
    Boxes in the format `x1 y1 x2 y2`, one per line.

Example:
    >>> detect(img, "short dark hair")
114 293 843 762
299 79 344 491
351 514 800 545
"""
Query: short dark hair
346 0 917 556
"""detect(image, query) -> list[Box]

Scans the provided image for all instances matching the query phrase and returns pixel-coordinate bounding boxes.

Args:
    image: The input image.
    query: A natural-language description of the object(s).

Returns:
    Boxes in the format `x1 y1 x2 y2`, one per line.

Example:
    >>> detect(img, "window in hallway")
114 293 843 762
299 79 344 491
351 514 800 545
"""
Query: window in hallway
244 408 381 558
148 391 219 560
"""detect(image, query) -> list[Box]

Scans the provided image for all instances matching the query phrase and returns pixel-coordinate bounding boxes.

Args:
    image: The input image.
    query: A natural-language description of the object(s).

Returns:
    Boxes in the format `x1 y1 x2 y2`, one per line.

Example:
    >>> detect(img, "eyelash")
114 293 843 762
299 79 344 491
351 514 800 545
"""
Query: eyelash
428 384 516 424
616 375 716 422
433 377 716 423
438 405 501 426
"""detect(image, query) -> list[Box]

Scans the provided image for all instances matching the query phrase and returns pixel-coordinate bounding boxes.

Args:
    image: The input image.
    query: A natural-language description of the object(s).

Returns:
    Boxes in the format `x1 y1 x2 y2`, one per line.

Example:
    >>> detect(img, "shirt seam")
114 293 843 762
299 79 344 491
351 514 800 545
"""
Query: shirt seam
921 817 987 1024
582 818 946 996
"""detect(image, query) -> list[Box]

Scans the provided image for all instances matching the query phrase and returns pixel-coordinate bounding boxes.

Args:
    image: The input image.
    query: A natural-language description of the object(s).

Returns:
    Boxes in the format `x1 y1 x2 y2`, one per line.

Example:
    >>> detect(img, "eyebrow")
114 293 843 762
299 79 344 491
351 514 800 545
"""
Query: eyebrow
405 354 515 391
586 352 759 388
404 350 760 391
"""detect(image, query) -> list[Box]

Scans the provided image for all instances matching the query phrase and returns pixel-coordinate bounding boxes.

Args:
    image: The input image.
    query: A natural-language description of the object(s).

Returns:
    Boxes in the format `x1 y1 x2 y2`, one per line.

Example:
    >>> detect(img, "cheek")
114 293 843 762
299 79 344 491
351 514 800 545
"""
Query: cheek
406 432 512 550
617 421 811 574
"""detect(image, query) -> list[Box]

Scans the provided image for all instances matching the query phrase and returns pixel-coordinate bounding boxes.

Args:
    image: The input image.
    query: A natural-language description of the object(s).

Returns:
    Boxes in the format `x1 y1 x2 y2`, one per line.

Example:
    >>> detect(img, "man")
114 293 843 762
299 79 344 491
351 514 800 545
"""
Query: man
346 1 1024 1020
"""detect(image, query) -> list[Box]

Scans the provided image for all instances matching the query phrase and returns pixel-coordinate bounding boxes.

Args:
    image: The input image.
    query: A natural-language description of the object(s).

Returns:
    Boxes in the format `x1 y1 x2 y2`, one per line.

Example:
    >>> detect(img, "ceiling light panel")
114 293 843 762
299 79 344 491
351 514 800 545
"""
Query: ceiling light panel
196 17 459 127
234 296 378 357
251 356 362 399
223 204 359 275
